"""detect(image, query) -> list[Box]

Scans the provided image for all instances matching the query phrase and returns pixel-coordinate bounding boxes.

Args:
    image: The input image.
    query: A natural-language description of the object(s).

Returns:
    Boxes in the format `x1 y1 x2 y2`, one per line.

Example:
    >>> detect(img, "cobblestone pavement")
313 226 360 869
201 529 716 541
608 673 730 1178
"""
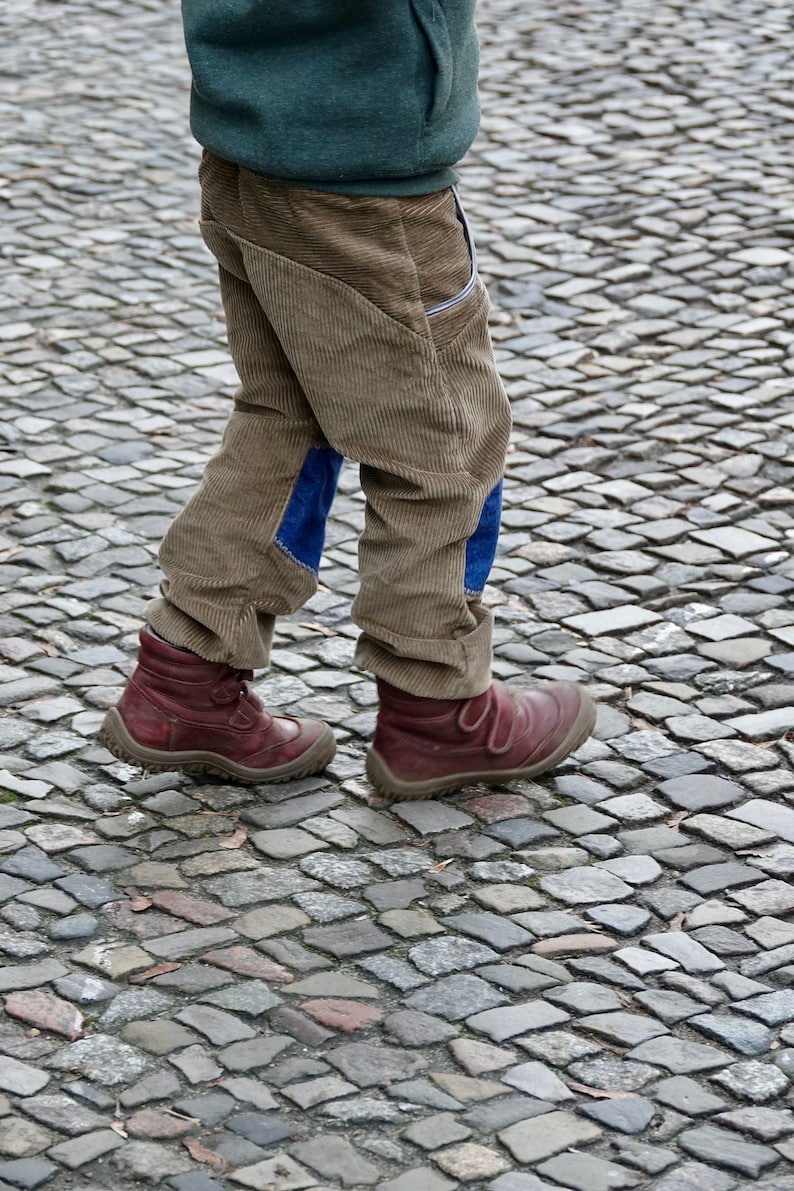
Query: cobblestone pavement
2 0 794 1188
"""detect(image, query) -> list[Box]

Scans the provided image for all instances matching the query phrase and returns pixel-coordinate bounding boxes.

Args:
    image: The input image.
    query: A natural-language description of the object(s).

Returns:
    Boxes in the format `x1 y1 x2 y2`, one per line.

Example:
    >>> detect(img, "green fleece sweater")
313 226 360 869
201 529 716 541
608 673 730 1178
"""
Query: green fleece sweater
181 1 480 195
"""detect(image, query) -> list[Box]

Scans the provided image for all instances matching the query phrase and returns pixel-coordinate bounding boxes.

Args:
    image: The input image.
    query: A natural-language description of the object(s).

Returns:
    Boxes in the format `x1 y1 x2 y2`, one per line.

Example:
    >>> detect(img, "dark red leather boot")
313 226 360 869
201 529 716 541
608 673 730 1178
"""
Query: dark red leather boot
100 628 335 783
367 678 596 800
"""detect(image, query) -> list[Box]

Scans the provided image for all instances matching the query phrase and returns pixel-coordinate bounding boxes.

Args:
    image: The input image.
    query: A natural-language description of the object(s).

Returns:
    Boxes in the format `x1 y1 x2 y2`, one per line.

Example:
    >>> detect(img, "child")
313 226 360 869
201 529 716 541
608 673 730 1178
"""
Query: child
101 0 596 800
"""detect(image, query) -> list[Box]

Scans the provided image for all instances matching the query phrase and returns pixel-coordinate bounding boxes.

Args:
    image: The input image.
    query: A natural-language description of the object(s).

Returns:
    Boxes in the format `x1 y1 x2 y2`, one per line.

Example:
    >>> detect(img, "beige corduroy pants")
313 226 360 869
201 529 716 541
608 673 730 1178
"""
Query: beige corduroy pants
147 152 511 699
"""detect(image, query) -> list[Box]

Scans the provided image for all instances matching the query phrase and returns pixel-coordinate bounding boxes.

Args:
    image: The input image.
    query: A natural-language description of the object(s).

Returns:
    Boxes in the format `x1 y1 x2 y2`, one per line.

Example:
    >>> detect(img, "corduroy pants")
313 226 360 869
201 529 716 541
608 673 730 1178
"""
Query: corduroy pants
147 152 512 700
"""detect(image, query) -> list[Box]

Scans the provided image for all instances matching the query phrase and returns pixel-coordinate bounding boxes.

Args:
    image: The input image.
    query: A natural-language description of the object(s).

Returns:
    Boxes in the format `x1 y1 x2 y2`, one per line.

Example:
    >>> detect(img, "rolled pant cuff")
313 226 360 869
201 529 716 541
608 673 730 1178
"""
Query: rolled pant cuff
146 595 275 670
354 605 493 700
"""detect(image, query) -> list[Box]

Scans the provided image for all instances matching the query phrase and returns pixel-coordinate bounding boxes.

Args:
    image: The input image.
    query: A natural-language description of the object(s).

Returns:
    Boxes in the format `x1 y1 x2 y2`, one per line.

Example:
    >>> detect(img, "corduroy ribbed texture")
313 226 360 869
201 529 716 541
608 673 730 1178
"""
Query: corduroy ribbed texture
148 153 511 700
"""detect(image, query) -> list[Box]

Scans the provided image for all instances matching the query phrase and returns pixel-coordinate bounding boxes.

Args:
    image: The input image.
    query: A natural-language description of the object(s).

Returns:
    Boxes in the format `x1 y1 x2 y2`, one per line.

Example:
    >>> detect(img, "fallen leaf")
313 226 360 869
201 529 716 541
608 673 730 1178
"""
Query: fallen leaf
182 1137 226 1168
129 962 181 984
110 1121 128 1138
669 912 685 930
218 826 247 850
123 886 153 912
427 858 455 873
566 1081 638 1100
736 849 771 857
666 811 689 828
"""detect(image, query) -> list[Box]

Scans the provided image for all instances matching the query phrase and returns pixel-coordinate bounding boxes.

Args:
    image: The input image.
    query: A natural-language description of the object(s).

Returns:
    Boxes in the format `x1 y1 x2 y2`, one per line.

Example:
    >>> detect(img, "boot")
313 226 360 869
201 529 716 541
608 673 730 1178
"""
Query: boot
367 677 596 800
100 627 336 783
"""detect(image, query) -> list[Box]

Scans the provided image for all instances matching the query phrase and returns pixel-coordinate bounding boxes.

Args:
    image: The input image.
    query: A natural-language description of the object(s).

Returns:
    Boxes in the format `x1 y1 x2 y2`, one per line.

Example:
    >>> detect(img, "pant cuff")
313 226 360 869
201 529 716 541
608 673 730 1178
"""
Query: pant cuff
146 595 275 670
354 603 493 700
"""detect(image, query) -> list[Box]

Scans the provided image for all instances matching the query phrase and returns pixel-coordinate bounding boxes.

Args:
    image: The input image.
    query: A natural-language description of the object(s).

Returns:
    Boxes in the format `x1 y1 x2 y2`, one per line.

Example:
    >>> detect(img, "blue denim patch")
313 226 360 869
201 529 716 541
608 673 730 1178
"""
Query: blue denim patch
464 479 502 596
275 445 343 573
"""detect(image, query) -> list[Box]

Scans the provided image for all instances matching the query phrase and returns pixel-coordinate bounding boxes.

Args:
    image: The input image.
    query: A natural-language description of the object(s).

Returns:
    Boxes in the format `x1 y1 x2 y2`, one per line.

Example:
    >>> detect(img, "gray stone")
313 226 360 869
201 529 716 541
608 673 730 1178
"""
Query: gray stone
682 862 764 896
499 1110 601 1164
467 1002 569 1041
642 931 725 974
713 1061 791 1102
302 920 391 957
327 1043 426 1087
736 989 794 1026
0 848 63 884
628 1036 731 1074
578 1097 656 1134
652 1161 738 1191
584 904 651 936
0 960 68 993
21 1092 109 1135
679 1124 779 1177
578 1011 669 1048
715 1106 794 1142
0 1059 49 1097
540 866 633 904
442 911 533 951
634 990 707 1025
732 880 794 915
290 1134 380 1185
536 1152 640 1190
653 1076 727 1116
409 935 499 975
728 799 794 843
46 1034 149 1085
657 775 745 810
611 1139 678 1175
544 982 622 1015
404 974 507 1020
0 1157 58 1189
378 1170 457 1191
112 1140 193 1184
691 1012 775 1056
501 1061 574 1102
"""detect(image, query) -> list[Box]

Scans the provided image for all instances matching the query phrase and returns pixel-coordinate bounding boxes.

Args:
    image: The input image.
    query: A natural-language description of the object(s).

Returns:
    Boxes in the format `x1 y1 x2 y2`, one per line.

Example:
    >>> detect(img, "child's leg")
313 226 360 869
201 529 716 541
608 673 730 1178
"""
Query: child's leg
147 252 341 669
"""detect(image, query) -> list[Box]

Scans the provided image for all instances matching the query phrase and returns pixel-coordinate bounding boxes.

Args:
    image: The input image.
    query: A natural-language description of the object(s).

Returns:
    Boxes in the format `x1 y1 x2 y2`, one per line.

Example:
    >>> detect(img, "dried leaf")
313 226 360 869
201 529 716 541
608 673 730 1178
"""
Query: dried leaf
182 1137 226 1168
0 547 23 563
666 811 689 829
669 912 685 930
566 1081 638 1100
123 886 153 912
129 962 181 984
736 848 771 857
427 858 455 873
218 826 247 850
110 1121 128 1138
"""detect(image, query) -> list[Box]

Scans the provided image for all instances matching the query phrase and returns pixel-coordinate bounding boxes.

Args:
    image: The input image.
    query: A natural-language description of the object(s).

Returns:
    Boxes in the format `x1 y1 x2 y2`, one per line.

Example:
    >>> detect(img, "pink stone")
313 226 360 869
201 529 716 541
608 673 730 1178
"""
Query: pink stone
532 933 618 956
201 946 293 982
4 990 83 1040
300 998 383 1033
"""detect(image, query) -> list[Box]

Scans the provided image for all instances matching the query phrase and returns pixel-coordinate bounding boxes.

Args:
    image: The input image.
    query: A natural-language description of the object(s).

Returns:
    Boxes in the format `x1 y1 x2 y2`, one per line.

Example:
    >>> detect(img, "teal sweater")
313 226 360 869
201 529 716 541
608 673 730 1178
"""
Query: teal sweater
181 1 480 195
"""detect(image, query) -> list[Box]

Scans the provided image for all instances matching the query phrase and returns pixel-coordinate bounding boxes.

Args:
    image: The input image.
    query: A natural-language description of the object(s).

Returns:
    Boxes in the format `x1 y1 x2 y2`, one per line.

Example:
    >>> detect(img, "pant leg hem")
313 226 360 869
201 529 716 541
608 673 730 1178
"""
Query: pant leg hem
354 604 493 700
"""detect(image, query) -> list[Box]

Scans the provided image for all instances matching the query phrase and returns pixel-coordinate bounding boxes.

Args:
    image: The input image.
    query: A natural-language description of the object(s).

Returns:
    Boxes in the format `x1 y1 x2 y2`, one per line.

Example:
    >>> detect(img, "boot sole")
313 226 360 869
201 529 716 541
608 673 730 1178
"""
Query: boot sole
99 708 337 785
366 688 597 802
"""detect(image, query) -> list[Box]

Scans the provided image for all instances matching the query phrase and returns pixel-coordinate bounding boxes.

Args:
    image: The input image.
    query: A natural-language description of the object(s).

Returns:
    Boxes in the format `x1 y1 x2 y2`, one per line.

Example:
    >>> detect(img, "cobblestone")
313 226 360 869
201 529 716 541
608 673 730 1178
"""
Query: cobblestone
1 0 793 1186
